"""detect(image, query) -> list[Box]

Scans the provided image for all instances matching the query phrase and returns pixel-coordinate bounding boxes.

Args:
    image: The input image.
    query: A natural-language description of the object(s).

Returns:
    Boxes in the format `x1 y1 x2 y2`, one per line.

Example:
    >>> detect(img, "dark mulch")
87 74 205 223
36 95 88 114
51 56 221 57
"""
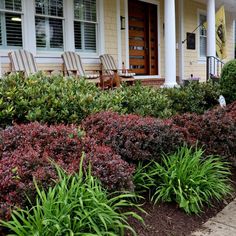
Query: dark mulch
127 167 236 236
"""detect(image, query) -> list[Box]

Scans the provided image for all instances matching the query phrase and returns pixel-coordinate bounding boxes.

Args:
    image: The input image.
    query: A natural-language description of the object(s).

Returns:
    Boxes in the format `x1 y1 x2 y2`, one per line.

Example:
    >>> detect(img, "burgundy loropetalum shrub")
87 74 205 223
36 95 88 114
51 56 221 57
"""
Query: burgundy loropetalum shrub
81 111 186 162
0 122 134 221
172 101 236 165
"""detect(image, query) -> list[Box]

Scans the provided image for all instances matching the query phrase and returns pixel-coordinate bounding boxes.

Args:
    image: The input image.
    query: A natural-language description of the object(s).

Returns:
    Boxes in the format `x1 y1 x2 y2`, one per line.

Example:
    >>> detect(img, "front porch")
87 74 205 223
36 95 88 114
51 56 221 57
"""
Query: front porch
0 0 235 84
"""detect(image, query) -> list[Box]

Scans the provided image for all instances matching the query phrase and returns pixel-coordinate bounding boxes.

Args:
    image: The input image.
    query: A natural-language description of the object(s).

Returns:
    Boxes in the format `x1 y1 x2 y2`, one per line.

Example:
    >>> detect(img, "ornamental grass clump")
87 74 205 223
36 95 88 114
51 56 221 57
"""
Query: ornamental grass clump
150 146 232 214
0 158 143 236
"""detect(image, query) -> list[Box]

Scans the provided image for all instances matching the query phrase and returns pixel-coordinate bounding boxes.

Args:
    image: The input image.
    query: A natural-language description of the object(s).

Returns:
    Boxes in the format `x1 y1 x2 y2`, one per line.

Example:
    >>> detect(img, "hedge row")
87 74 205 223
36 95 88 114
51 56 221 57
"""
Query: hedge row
0 102 235 221
0 73 222 128
82 101 236 164
81 112 186 162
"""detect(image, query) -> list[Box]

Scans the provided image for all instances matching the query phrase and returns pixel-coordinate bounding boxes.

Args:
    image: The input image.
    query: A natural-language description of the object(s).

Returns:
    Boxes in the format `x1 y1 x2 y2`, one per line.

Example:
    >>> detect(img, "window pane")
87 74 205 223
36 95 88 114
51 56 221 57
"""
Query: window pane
199 14 207 58
6 13 22 47
50 0 63 17
35 17 46 48
4 0 22 11
35 0 63 17
74 0 96 22
35 0 64 51
49 18 63 49
84 22 96 51
35 16 63 50
74 0 97 52
74 21 82 50
200 37 207 57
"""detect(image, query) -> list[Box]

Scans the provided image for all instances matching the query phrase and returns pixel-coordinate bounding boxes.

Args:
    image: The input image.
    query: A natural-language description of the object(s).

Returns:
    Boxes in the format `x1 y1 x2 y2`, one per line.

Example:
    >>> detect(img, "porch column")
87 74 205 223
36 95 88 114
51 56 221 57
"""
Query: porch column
207 0 216 57
164 0 177 87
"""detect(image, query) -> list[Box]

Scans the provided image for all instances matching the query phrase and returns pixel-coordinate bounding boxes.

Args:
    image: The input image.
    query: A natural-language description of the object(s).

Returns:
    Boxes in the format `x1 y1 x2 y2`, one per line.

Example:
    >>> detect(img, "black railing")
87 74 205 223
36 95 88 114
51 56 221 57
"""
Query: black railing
206 56 224 81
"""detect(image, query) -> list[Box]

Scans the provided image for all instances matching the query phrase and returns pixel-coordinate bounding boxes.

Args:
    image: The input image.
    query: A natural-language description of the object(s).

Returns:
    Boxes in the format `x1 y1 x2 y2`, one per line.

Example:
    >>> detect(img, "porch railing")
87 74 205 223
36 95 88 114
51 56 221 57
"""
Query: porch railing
206 56 224 81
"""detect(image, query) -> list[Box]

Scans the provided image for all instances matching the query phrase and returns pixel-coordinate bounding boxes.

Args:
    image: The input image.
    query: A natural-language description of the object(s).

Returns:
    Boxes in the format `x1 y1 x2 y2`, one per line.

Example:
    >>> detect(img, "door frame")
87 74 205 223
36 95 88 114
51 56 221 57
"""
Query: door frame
124 0 161 77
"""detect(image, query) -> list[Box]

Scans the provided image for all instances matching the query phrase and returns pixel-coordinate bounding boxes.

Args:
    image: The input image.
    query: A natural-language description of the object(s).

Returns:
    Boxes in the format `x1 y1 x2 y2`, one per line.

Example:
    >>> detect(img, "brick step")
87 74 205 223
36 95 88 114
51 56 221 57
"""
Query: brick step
139 78 165 87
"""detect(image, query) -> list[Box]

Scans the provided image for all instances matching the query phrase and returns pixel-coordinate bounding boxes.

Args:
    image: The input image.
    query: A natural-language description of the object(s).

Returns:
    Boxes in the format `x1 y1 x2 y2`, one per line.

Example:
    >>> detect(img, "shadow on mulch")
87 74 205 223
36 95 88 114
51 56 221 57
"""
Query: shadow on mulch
126 167 236 236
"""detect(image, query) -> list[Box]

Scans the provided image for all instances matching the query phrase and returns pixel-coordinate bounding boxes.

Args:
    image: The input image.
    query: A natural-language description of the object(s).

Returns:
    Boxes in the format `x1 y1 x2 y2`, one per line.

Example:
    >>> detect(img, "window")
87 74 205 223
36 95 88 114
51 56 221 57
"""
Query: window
0 0 23 49
199 13 207 58
74 0 97 52
35 0 64 51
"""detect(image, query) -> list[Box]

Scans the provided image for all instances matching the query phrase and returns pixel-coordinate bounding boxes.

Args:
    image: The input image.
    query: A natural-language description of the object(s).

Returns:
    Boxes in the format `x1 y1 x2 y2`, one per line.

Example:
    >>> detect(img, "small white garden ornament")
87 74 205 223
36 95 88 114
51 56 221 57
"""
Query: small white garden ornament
218 95 226 108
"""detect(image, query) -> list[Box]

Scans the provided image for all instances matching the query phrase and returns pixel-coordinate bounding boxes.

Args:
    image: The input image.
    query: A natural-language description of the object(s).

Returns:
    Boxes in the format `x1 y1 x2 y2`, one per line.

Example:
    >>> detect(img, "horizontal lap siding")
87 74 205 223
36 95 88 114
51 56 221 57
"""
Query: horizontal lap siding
184 0 207 81
104 0 118 64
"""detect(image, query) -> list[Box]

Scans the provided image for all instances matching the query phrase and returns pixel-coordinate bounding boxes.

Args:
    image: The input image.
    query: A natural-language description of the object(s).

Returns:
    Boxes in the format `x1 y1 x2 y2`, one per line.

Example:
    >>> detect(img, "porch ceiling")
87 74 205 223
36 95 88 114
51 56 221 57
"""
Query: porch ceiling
194 0 236 14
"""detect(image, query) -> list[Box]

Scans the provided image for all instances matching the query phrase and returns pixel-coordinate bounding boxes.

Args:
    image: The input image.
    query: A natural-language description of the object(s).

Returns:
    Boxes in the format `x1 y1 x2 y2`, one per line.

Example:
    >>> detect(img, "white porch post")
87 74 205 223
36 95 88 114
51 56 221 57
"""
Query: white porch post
164 0 177 87
116 0 122 68
207 0 216 57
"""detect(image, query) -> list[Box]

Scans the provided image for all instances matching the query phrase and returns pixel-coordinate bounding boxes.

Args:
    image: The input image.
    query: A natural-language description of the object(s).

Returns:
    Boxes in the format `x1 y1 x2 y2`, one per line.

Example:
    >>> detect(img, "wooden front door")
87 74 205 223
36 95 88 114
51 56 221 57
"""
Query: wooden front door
128 0 158 75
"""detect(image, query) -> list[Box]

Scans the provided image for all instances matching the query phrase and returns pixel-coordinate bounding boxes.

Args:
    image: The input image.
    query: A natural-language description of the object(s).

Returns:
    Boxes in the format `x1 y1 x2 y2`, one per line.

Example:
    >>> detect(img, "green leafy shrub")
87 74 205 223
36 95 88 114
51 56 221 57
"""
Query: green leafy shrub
162 81 221 114
0 73 99 127
0 73 222 128
122 83 172 118
94 83 173 118
0 161 142 236
150 146 232 214
220 59 236 103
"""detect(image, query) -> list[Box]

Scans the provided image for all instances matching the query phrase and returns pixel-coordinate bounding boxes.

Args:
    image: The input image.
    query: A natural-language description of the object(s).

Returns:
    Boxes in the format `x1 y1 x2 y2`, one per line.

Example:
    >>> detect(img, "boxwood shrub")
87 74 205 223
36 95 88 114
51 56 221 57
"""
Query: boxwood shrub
220 59 236 103
0 73 100 127
162 81 221 114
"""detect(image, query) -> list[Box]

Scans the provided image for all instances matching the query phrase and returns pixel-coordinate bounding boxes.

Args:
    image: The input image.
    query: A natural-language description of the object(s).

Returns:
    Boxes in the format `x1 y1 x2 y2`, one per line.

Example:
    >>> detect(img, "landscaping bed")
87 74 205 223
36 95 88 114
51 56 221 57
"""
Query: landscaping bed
127 167 236 236
0 61 236 235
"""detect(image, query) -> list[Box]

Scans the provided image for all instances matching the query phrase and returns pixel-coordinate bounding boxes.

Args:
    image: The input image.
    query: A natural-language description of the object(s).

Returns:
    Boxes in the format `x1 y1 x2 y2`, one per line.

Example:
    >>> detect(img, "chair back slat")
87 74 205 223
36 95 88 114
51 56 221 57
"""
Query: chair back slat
9 49 38 76
61 51 85 76
100 54 117 75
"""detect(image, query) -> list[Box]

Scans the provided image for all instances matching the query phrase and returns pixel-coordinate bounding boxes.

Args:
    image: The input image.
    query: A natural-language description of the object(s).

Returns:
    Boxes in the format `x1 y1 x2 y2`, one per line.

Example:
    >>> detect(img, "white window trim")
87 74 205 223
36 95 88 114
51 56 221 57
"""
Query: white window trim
197 9 207 63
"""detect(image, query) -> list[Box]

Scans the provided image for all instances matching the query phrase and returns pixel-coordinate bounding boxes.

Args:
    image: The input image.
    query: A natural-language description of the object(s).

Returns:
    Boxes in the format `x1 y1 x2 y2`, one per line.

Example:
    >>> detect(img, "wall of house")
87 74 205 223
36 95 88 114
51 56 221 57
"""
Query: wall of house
183 0 207 81
103 0 118 63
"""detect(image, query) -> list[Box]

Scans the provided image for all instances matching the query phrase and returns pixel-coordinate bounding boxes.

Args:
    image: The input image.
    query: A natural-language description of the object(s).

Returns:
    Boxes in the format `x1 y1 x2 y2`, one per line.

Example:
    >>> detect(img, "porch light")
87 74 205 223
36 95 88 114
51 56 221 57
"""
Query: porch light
11 17 21 22
120 16 125 30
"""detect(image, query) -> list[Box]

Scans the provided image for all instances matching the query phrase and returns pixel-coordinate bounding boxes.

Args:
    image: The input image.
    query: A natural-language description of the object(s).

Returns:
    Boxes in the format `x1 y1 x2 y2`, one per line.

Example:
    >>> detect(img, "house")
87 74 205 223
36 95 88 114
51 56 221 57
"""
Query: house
0 0 235 86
